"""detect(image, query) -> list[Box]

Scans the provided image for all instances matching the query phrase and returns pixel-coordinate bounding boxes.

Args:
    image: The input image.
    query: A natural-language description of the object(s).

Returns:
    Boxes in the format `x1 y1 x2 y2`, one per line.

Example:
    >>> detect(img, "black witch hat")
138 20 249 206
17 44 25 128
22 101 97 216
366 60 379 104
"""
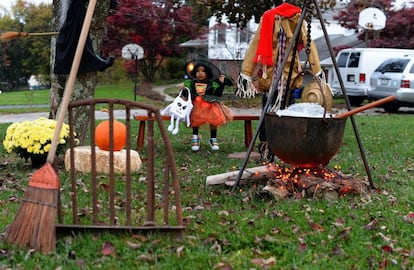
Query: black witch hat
185 59 221 81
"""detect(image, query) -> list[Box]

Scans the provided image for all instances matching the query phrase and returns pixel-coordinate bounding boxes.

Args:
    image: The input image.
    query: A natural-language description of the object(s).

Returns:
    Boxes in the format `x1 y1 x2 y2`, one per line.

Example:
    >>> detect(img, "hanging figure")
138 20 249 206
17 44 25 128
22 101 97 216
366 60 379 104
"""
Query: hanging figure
236 3 323 162
54 0 117 74
181 60 233 152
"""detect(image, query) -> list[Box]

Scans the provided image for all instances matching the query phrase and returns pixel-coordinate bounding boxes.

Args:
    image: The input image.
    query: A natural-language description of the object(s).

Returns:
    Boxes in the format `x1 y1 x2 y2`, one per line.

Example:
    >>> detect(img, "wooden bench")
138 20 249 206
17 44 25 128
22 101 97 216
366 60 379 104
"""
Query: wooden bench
134 113 260 150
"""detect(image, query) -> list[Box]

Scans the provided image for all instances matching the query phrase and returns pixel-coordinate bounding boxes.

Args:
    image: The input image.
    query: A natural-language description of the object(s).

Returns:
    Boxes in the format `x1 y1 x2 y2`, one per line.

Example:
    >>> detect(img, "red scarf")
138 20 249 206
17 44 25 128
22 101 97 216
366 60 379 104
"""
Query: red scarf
254 3 301 67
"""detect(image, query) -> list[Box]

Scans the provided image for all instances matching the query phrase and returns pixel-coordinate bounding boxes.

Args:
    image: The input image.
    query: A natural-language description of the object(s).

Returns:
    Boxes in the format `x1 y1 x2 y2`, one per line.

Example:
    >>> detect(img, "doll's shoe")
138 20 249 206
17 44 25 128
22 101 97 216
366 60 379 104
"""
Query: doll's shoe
191 136 200 152
209 138 219 151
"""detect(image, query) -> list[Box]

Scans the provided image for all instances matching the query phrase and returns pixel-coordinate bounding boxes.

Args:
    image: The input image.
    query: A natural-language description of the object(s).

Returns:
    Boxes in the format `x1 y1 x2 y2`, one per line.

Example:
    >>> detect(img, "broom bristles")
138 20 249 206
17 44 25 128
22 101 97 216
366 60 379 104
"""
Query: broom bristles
5 163 59 253
0 31 28 42
0 31 58 42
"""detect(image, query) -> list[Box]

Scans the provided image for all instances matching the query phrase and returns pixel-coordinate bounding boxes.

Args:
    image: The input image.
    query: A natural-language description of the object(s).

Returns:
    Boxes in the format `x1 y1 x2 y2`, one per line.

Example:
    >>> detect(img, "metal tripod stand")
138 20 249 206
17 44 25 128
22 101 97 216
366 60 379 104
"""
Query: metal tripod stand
232 0 375 191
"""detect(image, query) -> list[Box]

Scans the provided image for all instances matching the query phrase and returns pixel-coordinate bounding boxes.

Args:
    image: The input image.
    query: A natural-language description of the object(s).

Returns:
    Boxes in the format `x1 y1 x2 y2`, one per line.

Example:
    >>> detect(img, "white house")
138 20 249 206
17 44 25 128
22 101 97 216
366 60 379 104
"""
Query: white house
28 75 41 90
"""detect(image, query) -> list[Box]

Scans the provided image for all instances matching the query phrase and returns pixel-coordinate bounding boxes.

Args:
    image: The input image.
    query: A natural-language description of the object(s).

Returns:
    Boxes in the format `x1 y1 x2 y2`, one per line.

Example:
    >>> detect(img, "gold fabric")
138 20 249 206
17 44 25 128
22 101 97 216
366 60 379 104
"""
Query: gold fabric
241 13 321 93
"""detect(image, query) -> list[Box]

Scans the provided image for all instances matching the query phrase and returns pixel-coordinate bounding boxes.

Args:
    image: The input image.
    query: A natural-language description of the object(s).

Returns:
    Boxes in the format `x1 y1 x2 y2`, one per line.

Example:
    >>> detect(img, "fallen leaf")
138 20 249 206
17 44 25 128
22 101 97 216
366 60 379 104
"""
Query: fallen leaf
387 196 397 206
283 216 293 222
263 257 276 266
364 219 377 230
242 196 250 203
331 246 344 255
332 218 345 228
377 232 392 243
194 205 205 210
210 241 222 254
76 258 87 267
291 224 300 234
218 210 229 216
24 249 35 260
132 234 148 242
271 227 280 235
247 219 255 225
126 241 141 250
99 183 109 191
176 245 184 257
379 258 389 268
298 243 308 251
221 239 231 246
138 254 153 262
263 234 278 243
382 245 393 253
310 222 324 231
251 258 264 266
151 239 161 245
337 226 352 240
214 261 232 269
68 250 76 260
298 237 308 252
8 196 18 202
403 212 414 224
101 242 116 256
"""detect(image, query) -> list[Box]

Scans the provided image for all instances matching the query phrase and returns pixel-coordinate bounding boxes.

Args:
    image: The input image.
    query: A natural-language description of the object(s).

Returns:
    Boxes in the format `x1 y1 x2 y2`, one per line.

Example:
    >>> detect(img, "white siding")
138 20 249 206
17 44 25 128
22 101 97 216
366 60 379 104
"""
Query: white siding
208 16 256 60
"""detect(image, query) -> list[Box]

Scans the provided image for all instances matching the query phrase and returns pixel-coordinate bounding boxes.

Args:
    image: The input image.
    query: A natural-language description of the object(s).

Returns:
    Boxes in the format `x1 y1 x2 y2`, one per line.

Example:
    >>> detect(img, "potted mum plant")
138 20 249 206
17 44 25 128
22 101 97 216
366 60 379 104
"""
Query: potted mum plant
3 117 72 168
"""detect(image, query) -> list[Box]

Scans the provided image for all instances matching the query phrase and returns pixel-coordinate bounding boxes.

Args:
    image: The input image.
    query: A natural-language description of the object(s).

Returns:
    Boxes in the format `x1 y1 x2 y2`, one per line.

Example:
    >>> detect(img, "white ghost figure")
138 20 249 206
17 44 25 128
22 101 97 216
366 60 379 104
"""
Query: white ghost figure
161 88 193 135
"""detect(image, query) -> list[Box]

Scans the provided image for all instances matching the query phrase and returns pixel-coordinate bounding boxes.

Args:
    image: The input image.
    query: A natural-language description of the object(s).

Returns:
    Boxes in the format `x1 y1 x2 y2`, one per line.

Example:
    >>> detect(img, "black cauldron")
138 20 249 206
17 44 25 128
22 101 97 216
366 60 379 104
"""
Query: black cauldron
264 112 347 168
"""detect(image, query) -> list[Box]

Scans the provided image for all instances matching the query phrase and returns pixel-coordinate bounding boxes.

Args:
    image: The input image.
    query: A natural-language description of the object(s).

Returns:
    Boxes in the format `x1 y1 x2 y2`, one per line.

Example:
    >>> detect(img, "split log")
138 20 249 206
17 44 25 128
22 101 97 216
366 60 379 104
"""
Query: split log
206 165 275 186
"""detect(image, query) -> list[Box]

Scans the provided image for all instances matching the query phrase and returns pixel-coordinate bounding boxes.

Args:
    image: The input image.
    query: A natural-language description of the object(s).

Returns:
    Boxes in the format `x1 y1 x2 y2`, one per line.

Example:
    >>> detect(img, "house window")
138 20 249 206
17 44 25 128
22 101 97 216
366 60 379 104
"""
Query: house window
238 28 249 43
217 27 226 44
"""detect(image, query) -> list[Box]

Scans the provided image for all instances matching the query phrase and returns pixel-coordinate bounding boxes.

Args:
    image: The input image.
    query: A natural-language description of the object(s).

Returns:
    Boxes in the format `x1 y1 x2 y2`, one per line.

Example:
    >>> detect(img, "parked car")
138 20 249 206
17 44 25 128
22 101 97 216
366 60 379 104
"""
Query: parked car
368 55 414 112
330 48 414 106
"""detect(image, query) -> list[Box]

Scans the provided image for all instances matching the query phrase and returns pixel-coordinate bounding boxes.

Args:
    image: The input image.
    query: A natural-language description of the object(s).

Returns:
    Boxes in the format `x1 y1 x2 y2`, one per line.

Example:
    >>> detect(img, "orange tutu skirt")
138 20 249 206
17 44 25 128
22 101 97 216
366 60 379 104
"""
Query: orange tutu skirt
190 96 233 127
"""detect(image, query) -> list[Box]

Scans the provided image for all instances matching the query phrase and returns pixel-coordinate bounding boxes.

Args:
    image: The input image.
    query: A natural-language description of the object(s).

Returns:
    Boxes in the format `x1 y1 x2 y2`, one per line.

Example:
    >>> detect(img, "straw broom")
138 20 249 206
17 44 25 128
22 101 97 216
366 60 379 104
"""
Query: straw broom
0 31 59 42
5 164 59 253
4 0 97 253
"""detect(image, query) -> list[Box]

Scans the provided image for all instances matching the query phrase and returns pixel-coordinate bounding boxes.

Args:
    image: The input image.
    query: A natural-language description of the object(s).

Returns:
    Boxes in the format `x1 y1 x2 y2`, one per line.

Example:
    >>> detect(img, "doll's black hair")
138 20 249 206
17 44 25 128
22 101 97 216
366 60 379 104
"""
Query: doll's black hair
185 59 220 81
190 62 214 80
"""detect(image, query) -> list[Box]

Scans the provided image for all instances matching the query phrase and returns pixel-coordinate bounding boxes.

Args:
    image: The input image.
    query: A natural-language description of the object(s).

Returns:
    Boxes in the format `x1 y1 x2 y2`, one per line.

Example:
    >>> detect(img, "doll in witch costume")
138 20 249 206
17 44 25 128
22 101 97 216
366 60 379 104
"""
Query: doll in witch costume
236 3 323 162
181 60 233 152
54 0 118 74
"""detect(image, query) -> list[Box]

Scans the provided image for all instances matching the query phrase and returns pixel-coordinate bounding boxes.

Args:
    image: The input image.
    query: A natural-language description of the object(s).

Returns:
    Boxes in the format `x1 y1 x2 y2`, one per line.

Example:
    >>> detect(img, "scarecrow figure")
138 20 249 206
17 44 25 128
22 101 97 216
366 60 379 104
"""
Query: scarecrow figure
54 0 118 74
236 3 323 162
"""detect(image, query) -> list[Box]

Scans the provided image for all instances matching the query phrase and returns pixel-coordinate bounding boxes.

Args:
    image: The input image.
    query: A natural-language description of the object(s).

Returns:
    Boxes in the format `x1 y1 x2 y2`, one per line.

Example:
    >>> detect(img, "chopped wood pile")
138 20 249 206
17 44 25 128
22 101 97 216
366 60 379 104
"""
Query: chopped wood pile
206 163 370 201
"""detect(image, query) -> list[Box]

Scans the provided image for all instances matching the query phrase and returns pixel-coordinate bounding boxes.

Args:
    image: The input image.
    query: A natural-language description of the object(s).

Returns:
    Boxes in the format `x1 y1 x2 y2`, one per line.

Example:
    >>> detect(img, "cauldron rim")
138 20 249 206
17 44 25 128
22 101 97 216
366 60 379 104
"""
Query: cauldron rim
265 112 340 121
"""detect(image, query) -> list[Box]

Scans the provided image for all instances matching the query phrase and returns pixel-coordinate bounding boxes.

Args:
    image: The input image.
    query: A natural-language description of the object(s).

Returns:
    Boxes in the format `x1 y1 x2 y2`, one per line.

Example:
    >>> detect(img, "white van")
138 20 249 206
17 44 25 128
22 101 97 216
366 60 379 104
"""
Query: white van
331 48 414 106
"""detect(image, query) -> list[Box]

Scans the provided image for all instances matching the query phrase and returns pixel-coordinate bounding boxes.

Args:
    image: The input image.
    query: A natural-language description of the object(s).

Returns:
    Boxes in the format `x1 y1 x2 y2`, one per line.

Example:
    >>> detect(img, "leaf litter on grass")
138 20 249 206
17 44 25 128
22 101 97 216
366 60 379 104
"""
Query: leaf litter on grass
1 115 414 269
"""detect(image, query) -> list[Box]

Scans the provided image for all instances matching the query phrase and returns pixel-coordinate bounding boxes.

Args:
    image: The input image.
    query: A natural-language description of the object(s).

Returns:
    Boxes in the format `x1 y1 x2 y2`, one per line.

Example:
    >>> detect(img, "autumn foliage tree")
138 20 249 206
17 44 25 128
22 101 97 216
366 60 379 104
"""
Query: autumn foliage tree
212 0 283 28
0 0 53 90
102 0 197 83
334 0 414 48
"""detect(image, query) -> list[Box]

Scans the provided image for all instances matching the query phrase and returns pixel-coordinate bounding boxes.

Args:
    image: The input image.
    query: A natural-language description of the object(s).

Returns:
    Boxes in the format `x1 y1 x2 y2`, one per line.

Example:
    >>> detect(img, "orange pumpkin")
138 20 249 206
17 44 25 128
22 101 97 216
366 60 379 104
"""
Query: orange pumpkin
95 120 127 151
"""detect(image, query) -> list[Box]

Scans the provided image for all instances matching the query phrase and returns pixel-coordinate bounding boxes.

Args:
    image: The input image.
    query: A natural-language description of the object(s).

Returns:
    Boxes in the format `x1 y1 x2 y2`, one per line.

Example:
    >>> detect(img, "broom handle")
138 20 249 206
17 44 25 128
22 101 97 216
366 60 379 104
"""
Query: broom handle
336 95 396 119
46 0 97 163
28 32 60 36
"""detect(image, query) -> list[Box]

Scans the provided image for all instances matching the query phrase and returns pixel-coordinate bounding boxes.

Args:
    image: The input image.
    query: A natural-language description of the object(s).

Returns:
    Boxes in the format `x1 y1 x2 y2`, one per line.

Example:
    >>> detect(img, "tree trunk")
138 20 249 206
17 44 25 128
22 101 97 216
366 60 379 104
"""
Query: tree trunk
49 0 111 145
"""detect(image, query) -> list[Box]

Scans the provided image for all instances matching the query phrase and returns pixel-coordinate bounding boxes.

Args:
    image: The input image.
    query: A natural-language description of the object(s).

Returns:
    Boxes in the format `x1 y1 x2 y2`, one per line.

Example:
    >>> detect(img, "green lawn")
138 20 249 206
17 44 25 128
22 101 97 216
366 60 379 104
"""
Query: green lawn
1 106 414 269
0 82 168 105
0 83 155 114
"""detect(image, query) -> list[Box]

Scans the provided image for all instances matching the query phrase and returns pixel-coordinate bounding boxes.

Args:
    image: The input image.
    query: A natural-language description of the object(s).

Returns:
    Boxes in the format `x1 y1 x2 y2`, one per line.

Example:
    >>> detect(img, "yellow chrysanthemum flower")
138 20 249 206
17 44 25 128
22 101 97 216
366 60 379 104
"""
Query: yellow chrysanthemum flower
2 117 73 160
